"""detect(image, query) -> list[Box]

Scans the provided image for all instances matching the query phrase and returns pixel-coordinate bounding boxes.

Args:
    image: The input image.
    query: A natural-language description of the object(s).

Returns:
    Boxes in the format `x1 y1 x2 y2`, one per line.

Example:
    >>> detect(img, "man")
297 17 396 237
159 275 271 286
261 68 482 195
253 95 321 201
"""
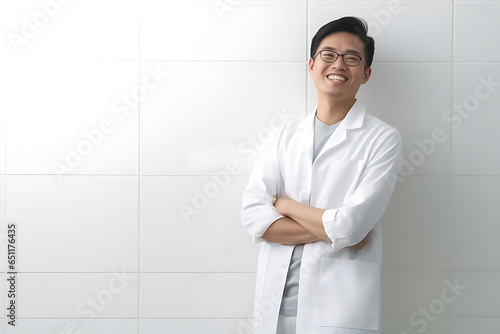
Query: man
241 17 402 334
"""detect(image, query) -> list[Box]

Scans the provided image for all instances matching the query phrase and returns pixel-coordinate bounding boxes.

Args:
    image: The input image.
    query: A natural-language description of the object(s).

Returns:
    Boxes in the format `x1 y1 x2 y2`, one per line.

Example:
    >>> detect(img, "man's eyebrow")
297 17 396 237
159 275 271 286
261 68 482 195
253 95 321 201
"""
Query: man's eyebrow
321 46 362 56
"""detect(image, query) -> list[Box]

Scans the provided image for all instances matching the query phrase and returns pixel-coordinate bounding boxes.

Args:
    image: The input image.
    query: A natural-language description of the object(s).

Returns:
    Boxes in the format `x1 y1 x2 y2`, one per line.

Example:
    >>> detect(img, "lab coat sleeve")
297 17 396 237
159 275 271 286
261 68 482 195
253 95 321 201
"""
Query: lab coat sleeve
322 128 402 252
240 140 284 244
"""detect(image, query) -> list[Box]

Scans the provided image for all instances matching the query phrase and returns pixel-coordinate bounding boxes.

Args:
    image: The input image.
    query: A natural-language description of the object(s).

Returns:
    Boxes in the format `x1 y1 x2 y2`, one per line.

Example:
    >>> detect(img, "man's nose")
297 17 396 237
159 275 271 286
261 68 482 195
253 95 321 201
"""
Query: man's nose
330 56 347 69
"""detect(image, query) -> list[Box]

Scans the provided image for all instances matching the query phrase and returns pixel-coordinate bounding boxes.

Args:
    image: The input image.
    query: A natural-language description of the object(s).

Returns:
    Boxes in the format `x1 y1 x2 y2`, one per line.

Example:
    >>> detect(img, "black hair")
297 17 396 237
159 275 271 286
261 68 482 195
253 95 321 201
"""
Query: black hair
310 16 375 68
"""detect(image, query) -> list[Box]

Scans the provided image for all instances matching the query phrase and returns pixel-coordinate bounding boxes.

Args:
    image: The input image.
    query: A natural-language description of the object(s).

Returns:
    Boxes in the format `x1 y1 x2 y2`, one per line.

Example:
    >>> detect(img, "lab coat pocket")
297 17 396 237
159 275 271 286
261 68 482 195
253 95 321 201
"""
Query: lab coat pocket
318 257 380 330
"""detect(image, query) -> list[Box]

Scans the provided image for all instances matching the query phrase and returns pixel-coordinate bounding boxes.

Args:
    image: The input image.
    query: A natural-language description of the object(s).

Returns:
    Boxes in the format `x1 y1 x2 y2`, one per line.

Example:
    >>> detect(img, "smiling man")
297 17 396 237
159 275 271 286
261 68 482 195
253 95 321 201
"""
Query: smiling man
241 17 402 334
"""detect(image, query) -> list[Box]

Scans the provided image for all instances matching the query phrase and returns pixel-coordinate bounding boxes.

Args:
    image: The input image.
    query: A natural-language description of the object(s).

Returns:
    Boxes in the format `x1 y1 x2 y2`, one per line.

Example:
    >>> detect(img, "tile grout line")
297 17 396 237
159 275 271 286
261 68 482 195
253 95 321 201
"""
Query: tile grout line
138 1 142 331
450 2 454 177
3 100 6 333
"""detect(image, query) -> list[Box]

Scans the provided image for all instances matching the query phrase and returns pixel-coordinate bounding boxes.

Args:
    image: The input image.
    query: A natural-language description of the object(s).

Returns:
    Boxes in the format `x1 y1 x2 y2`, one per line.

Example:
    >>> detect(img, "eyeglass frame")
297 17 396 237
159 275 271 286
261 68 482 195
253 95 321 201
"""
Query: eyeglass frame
313 49 368 68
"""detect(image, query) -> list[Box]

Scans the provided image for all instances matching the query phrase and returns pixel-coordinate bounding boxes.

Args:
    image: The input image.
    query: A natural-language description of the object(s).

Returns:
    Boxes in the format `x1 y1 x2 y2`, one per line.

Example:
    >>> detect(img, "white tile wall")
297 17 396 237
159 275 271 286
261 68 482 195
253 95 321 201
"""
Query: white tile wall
0 0 138 61
140 176 257 272
6 175 138 272
140 319 252 334
381 315 450 334
451 177 500 270
17 273 138 318
0 54 6 175
448 271 500 317
381 269 455 317
310 0 452 4
451 317 500 334
1 2 498 332
383 267 500 330
381 176 451 270
140 61 305 175
140 3 306 61
155 0 306 4
355 62 453 176
0 276 4 320
6 319 138 334
0 177 5 272
5 60 139 175
455 0 500 4
455 7 500 61
140 273 255 318
0 79 5 174
452 63 500 175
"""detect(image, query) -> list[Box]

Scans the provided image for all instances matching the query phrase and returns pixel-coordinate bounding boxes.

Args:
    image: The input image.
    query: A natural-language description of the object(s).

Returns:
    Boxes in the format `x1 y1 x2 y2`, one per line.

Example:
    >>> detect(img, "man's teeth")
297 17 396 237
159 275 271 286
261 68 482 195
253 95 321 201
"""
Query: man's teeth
327 75 347 82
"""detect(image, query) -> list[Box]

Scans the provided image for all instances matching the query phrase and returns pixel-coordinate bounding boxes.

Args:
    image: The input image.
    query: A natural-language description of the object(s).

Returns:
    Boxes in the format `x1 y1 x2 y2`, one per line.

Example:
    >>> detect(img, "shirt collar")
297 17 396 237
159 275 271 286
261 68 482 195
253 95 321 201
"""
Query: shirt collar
299 100 366 131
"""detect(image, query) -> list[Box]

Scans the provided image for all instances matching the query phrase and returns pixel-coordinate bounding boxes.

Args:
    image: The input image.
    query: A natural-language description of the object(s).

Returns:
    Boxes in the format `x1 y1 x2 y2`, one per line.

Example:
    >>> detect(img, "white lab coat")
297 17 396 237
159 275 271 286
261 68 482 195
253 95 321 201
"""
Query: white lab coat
241 101 402 334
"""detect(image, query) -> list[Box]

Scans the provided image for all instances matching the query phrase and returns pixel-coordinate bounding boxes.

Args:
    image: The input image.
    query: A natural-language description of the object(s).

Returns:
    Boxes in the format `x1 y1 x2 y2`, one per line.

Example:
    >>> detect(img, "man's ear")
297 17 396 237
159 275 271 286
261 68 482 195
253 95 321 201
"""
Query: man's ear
308 58 315 75
361 67 372 84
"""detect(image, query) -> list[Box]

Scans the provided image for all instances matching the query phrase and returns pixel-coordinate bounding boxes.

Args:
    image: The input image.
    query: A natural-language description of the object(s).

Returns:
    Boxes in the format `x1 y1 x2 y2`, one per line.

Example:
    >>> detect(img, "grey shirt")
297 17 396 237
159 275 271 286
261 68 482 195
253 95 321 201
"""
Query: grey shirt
279 114 341 316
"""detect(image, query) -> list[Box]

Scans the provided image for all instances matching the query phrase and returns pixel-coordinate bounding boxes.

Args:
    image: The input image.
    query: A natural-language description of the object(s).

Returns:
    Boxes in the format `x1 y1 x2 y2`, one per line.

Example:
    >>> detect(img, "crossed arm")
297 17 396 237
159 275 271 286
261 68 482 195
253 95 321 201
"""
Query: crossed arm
262 197 369 249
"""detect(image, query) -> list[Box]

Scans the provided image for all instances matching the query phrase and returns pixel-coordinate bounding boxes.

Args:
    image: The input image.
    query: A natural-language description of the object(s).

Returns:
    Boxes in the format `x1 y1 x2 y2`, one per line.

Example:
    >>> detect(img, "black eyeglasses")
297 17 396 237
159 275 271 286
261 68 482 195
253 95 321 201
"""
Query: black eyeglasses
313 49 367 67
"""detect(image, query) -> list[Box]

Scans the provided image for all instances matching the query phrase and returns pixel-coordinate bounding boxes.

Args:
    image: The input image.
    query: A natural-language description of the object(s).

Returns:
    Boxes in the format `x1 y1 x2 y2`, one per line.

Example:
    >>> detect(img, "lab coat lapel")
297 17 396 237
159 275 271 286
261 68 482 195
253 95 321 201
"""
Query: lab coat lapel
315 101 366 160
297 111 316 164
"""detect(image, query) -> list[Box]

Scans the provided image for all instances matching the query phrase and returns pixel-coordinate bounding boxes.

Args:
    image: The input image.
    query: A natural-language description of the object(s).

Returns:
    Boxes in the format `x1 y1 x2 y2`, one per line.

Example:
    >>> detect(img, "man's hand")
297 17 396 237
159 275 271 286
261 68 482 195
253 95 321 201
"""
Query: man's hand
273 197 292 216
346 231 370 250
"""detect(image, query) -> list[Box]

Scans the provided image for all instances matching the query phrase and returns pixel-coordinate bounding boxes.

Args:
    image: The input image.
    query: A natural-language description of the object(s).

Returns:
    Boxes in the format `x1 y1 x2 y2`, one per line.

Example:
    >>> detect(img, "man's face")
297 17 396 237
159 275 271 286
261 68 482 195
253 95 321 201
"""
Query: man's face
309 32 371 101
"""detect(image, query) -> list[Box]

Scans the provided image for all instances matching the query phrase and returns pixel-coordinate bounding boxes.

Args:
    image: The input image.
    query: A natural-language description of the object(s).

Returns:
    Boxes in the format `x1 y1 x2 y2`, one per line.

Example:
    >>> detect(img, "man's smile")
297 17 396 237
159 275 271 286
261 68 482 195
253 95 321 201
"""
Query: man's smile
326 74 348 82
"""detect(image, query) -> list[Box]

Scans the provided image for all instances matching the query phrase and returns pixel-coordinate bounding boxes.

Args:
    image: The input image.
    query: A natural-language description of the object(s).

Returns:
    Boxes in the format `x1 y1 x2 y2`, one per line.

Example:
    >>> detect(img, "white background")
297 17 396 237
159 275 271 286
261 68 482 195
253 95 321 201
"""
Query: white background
1 0 500 333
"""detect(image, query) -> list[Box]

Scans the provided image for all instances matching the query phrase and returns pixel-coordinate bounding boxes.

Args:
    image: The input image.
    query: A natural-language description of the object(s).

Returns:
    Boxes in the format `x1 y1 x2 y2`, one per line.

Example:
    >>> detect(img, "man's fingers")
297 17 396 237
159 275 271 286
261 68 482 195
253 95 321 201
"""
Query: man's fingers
347 234 370 249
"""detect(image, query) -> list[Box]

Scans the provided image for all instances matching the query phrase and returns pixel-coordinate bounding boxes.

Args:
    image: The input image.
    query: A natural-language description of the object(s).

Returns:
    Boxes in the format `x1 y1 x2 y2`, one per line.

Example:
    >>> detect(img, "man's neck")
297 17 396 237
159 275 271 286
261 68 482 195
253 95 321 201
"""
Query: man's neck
316 96 356 126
